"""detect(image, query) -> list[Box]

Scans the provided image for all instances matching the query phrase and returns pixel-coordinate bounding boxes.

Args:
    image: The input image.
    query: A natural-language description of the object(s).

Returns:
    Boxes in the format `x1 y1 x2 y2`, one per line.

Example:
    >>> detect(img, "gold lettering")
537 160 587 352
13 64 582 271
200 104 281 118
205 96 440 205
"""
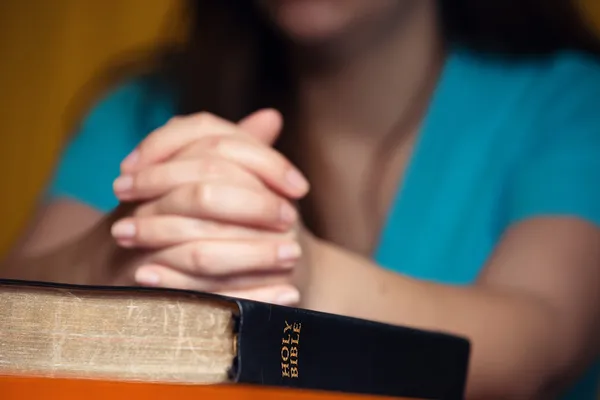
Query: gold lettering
281 320 301 379
284 321 293 332
281 363 290 378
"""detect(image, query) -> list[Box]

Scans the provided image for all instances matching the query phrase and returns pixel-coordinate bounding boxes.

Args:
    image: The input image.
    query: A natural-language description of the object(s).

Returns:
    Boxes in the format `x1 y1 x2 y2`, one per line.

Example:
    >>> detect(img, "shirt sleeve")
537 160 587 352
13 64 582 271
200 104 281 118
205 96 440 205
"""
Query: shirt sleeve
505 55 600 228
46 80 172 212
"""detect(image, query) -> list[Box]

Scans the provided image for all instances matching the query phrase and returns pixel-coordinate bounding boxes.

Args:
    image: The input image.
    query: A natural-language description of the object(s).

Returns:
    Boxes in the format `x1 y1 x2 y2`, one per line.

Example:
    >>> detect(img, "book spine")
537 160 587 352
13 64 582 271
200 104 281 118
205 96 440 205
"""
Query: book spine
233 300 470 400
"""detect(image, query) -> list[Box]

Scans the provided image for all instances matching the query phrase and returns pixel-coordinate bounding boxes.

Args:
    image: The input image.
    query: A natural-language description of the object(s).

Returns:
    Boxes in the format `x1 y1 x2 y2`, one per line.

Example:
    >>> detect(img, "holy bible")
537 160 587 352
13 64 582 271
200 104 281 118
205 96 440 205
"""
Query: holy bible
0 279 470 399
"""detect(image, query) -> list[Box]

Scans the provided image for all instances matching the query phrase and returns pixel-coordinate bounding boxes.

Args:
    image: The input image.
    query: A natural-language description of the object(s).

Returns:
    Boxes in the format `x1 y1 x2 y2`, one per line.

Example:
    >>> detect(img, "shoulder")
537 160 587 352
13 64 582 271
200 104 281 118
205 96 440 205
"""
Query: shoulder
449 48 600 144
483 52 600 227
537 50 600 87
438 49 600 228
47 77 175 211
463 49 600 117
76 76 176 140
65 76 176 159
515 51 600 147
527 51 600 121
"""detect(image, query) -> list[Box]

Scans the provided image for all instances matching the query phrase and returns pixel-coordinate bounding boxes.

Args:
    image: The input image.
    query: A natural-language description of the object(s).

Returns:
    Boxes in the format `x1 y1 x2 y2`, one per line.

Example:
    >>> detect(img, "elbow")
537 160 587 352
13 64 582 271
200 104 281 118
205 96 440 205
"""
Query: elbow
530 342 600 399
508 361 592 400
467 362 581 400
466 296 596 400
466 366 556 400
527 308 600 399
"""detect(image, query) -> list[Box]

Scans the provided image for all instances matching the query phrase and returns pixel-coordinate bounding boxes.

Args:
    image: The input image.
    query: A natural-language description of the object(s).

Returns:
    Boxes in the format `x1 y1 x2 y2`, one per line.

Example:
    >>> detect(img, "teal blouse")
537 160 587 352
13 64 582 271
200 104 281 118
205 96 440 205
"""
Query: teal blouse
48 48 600 399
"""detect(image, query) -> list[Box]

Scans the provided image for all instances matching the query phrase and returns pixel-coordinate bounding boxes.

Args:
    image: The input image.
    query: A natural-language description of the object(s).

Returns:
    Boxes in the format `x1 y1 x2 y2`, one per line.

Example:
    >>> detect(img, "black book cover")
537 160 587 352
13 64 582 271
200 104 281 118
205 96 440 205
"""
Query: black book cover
234 298 470 399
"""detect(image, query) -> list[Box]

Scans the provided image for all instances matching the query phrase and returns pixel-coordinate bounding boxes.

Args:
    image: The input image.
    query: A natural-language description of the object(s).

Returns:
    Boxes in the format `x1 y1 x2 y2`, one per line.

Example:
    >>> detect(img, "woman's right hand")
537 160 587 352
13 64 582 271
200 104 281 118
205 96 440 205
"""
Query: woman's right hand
101 110 310 305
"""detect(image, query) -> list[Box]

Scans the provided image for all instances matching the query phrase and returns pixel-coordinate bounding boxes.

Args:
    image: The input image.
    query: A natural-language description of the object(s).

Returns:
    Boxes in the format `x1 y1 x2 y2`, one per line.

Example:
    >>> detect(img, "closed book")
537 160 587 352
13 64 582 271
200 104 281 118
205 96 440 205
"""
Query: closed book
0 279 470 399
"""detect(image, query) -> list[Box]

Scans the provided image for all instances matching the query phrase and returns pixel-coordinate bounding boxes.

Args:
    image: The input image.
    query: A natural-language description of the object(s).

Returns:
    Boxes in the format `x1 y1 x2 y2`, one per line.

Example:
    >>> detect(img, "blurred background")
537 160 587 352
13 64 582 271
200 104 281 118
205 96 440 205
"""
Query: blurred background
1 2 599 398
0 0 599 259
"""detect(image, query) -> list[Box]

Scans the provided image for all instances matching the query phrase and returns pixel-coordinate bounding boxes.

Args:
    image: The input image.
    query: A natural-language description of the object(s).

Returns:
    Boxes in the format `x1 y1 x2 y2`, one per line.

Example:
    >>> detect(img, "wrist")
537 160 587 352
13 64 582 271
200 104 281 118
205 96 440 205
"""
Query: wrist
301 237 362 316
2 224 113 286
57 209 127 285
39 219 113 285
73 218 117 285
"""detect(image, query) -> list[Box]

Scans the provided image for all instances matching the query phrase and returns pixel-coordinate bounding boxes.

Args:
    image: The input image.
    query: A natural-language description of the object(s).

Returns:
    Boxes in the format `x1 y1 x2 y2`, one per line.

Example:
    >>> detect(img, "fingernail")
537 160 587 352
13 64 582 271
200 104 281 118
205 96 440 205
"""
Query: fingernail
113 175 133 193
285 169 309 194
121 149 139 168
135 269 160 286
111 220 136 238
280 203 297 224
274 290 300 306
278 243 302 262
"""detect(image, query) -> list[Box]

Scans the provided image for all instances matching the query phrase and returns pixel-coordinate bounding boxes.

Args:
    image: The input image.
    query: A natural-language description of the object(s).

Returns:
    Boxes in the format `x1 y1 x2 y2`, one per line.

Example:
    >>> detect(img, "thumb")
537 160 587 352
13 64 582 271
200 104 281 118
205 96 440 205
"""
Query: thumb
238 108 283 145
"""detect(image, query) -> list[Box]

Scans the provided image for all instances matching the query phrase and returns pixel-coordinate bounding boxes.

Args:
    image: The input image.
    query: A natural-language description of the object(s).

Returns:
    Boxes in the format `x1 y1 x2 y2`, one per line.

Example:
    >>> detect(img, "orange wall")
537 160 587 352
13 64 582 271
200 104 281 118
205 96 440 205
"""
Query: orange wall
0 1 599 256
0 0 182 254
583 0 600 24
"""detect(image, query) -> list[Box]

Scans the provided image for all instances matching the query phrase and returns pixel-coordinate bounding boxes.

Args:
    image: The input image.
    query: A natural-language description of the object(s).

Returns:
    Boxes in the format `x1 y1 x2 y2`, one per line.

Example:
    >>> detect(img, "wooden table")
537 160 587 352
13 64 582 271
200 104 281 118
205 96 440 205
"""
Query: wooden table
0 376 419 400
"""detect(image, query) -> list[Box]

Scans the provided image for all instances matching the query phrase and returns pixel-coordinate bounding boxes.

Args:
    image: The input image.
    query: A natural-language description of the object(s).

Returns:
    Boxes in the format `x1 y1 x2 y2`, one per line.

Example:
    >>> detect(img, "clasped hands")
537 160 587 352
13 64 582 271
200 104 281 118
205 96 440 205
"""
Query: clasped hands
108 109 311 306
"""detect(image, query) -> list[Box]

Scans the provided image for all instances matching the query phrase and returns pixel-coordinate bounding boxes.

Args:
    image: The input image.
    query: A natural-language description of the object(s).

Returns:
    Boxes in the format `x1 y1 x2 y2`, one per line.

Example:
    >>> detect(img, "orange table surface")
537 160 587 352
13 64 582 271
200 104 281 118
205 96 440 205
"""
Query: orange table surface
0 375 418 400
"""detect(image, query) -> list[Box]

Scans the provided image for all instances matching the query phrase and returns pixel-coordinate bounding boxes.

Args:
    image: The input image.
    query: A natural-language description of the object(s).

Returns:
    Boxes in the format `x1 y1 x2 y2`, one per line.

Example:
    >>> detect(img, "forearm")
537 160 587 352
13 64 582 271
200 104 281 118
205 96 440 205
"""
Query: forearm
1 240 83 282
309 242 574 399
0 216 118 285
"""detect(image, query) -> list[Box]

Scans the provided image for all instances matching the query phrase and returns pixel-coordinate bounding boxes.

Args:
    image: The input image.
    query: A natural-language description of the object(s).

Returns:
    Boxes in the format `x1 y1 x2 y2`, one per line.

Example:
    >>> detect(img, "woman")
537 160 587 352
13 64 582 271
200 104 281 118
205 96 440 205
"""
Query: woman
2 0 600 398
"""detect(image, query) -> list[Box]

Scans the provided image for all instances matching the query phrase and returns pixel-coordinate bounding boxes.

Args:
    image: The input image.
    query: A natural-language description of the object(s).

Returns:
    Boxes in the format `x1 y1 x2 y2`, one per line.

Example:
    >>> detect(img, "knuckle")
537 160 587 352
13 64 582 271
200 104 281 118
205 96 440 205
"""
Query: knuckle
136 140 150 158
268 242 283 266
266 196 286 222
190 111 216 127
190 183 214 211
187 219 210 237
200 135 226 151
131 170 150 191
199 157 221 177
161 163 180 183
275 153 294 172
193 111 212 120
166 185 190 213
154 163 179 188
139 128 167 152
181 137 224 158
138 116 186 156
190 243 208 273
166 115 183 126
134 219 154 243
139 165 171 190
137 138 162 161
